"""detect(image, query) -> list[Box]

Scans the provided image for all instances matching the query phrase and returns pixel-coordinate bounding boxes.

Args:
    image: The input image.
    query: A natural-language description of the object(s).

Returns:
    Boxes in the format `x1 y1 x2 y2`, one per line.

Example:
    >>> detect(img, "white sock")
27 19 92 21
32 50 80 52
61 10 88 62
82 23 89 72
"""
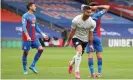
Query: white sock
74 52 82 72
70 55 76 66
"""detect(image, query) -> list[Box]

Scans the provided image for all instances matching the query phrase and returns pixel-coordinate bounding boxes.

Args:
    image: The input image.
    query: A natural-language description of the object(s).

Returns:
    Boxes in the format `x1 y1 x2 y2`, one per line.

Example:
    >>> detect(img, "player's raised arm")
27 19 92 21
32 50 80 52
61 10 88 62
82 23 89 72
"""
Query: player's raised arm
22 15 31 41
89 3 110 19
35 23 49 40
97 5 110 11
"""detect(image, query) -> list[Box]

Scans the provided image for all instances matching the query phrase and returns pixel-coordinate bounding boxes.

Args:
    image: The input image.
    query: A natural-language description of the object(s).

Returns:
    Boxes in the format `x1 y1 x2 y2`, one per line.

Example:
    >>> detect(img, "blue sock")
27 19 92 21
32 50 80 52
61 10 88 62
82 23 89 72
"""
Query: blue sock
22 51 28 71
98 58 102 73
31 49 43 67
88 58 94 74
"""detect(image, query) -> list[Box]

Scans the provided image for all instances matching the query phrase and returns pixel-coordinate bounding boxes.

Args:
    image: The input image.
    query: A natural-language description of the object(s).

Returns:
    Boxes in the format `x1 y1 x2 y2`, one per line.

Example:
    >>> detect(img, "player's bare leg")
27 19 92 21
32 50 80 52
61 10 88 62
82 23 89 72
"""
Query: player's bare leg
88 52 96 78
29 46 43 74
96 52 102 77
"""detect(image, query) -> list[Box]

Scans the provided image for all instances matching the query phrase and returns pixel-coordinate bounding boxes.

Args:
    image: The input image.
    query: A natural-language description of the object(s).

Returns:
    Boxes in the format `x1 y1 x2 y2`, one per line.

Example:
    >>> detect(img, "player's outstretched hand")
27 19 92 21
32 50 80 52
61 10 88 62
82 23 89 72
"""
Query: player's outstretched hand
64 42 69 47
90 45 94 51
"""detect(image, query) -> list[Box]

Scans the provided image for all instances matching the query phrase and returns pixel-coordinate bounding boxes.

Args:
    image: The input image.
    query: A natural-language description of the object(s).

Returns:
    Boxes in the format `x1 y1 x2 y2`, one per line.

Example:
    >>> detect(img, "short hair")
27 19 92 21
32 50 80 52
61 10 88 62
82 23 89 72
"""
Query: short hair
27 2 34 10
83 6 91 11
89 2 99 6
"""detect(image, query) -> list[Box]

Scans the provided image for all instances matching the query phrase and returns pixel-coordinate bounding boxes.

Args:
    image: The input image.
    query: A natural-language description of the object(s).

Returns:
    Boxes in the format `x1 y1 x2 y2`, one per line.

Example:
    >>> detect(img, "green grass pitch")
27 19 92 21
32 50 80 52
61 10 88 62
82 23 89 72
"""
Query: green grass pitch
1 47 133 79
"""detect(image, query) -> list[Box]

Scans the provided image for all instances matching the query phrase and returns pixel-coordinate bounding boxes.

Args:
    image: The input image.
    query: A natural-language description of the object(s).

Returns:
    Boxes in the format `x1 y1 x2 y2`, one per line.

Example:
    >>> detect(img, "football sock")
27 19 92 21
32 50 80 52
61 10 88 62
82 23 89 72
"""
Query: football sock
70 55 76 66
88 58 94 74
75 52 82 72
22 51 28 70
97 57 102 73
31 49 43 67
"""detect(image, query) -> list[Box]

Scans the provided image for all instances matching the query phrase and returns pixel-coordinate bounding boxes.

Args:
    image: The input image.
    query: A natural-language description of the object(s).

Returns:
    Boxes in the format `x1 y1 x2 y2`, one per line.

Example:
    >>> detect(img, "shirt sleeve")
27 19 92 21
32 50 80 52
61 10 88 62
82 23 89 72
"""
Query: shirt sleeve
71 19 77 29
35 23 42 33
89 18 96 31
22 15 27 33
92 9 107 19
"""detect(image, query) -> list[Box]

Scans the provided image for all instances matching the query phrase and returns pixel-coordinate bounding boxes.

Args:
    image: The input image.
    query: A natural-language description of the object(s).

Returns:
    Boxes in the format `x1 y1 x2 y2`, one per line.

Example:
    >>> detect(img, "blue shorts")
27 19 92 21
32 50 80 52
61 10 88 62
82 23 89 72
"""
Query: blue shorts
86 36 103 53
22 39 41 51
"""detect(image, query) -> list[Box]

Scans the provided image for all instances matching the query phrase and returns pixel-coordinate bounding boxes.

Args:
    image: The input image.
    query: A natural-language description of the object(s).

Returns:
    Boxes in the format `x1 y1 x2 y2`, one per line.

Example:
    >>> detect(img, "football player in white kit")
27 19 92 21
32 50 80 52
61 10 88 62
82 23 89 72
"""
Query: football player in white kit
65 6 96 79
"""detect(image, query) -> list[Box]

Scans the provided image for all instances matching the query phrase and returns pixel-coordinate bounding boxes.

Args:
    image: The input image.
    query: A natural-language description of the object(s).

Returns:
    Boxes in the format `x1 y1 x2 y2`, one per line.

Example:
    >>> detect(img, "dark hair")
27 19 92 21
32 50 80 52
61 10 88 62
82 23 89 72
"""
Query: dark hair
27 2 34 10
83 6 91 11
89 2 98 6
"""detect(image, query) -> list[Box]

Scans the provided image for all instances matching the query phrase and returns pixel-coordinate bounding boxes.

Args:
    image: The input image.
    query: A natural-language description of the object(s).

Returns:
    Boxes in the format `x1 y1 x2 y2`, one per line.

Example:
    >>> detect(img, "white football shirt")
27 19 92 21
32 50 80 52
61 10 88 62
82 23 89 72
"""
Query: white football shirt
71 14 96 42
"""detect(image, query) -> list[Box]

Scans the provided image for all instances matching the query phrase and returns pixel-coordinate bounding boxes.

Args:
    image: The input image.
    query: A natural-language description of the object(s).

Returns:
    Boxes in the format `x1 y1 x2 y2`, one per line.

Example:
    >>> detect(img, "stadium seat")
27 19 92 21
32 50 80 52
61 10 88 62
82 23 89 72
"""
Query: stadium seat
1 9 21 22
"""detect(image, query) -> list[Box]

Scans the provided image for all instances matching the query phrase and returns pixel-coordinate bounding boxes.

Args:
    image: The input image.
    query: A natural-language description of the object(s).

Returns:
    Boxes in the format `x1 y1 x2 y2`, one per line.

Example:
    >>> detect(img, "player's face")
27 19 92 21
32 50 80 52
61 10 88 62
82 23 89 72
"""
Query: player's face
30 4 36 12
84 9 92 16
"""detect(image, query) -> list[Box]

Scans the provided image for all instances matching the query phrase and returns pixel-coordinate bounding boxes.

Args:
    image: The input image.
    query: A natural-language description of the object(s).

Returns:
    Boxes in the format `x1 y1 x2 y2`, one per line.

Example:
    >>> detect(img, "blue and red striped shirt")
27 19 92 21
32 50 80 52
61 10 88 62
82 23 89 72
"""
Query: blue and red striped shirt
22 12 41 41
91 9 107 37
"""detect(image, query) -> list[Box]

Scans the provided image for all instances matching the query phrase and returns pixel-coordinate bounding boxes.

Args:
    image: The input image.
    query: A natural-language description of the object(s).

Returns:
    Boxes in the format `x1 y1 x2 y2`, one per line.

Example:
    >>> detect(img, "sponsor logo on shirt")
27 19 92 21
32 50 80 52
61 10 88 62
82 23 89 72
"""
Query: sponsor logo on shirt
32 18 36 27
